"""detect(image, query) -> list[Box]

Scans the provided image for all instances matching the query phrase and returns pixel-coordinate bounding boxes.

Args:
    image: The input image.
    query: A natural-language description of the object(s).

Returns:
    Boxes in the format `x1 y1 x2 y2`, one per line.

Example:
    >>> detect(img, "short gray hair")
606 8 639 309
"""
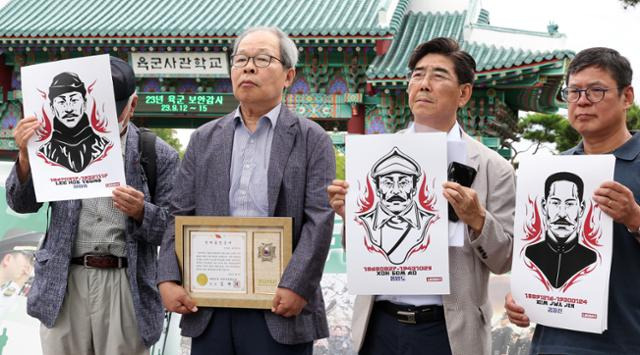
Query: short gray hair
232 26 298 69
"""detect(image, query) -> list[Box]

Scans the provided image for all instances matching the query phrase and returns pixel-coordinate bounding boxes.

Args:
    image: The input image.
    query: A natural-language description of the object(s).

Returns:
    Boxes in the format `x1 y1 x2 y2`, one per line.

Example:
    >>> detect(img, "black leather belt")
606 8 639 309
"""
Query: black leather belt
70 255 128 269
375 301 445 324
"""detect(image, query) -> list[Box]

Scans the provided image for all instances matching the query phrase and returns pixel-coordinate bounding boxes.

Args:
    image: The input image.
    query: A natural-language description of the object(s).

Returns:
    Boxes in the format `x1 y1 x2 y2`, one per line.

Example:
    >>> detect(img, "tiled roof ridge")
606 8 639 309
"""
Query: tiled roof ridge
0 0 413 38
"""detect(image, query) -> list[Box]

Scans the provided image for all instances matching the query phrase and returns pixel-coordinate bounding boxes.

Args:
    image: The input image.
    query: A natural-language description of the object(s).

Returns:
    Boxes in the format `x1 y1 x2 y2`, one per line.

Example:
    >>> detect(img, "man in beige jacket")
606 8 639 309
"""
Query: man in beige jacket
327 37 515 355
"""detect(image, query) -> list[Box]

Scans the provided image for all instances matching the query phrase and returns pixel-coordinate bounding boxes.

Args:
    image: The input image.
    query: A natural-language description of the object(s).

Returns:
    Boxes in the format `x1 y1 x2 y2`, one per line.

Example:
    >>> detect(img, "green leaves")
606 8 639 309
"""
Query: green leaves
627 103 640 131
517 113 575 154
518 113 565 146
516 103 639 154
335 147 345 180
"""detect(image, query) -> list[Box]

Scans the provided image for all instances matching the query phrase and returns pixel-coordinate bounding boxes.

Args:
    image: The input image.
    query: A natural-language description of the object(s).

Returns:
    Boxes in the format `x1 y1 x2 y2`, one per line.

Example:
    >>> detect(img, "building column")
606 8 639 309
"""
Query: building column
347 104 364 134
0 56 12 102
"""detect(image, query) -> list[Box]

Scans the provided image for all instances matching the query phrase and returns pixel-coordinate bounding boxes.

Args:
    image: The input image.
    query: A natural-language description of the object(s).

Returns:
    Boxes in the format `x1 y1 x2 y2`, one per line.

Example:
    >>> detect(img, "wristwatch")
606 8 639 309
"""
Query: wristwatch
627 224 640 236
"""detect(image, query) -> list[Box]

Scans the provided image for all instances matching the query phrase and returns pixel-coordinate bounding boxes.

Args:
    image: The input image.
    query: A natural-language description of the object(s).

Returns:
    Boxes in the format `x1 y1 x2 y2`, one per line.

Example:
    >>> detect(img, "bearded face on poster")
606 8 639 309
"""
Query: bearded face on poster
35 72 112 173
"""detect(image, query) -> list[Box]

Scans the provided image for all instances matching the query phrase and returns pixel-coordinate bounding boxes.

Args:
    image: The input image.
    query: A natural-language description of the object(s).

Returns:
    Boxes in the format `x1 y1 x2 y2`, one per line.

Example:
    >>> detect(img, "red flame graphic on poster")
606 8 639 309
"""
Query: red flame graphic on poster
520 197 552 290
561 202 602 291
87 79 109 134
522 197 543 244
418 173 438 213
356 177 375 214
35 107 53 142
89 97 109 133
363 235 387 258
581 202 603 250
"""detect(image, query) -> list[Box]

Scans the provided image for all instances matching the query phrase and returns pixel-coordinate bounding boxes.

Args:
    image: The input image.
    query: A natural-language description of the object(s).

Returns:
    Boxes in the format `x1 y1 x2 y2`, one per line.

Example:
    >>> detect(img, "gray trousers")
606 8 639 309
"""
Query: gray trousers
40 265 148 355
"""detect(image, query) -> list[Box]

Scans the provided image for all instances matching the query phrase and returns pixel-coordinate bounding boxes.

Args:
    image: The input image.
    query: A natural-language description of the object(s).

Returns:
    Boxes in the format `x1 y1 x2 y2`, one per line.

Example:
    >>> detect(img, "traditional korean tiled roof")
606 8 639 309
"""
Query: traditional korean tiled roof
0 0 410 39
367 11 466 79
465 42 574 72
367 11 574 81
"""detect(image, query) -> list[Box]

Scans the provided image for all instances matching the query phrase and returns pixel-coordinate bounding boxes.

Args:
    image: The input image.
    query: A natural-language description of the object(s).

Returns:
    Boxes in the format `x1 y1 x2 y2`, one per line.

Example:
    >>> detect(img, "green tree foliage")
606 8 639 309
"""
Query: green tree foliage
554 119 581 152
515 112 579 156
335 147 345 180
518 113 565 154
150 128 184 158
516 103 640 156
627 103 640 130
620 0 639 8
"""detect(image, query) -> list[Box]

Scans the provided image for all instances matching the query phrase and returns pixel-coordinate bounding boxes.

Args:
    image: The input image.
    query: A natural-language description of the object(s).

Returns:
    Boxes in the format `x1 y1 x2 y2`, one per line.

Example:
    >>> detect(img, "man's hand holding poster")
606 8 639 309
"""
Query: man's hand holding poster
511 155 615 333
345 133 449 295
21 54 126 202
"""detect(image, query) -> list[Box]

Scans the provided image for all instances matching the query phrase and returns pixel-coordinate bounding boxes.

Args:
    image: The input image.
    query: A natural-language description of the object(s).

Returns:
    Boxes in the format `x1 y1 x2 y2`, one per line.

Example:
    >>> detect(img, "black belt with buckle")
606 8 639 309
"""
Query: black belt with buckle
375 301 445 324
70 255 128 269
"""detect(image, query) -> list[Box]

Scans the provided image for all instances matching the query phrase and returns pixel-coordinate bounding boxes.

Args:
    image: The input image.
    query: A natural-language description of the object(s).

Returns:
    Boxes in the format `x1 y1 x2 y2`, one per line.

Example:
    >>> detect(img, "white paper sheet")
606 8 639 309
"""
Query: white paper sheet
21 54 126 202
345 133 449 295
510 155 615 333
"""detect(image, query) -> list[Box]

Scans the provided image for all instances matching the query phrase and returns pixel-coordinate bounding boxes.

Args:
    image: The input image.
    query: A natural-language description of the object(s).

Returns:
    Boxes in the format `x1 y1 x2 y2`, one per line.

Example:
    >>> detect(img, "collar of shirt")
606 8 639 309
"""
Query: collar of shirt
567 131 640 161
544 231 579 254
373 202 421 230
406 121 462 142
233 103 282 130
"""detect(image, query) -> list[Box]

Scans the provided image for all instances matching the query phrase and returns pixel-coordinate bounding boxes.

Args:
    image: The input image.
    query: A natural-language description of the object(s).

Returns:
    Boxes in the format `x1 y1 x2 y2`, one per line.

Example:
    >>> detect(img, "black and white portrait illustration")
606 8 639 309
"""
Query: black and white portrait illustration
523 172 598 290
357 147 436 265
36 72 113 173
22 54 125 202
345 133 449 295
510 155 615 333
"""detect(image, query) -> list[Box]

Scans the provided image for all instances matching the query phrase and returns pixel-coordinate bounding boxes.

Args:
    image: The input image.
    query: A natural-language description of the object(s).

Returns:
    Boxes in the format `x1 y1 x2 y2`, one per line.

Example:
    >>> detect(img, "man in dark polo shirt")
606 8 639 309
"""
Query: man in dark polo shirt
506 47 640 354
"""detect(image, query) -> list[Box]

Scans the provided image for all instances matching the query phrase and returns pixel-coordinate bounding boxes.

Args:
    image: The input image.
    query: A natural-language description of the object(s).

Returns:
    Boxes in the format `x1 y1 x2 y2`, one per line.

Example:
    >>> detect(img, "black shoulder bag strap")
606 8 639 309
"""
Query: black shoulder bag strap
138 127 158 203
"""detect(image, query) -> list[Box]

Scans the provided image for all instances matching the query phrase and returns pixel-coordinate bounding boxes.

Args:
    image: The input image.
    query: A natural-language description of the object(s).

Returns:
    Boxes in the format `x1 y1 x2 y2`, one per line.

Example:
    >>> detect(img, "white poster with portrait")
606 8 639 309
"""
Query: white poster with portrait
511 155 615 333
21 54 126 202
345 133 449 295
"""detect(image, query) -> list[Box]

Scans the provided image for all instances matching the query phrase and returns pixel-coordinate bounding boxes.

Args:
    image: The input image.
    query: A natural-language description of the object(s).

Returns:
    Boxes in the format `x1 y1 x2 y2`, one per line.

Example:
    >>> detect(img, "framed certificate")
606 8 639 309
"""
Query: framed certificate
176 216 293 309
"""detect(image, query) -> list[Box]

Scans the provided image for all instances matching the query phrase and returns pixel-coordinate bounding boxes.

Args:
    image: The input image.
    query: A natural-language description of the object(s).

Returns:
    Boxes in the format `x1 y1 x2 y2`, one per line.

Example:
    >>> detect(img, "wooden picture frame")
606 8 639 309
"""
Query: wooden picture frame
176 216 293 309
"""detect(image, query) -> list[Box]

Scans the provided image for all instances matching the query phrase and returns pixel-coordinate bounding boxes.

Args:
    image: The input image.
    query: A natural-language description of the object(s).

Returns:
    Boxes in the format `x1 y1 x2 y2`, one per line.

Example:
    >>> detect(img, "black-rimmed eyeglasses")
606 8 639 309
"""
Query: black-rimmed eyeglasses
230 54 283 68
561 87 614 103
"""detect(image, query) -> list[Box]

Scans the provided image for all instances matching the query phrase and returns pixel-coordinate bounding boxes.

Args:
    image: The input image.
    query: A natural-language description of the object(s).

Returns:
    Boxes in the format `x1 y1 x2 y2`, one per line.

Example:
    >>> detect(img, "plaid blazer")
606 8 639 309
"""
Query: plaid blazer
5 124 180 347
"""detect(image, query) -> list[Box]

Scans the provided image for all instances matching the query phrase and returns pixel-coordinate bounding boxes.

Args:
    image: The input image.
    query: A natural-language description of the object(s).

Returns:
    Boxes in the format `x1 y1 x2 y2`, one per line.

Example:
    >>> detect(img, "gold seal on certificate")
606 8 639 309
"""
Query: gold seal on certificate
175 216 292 309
